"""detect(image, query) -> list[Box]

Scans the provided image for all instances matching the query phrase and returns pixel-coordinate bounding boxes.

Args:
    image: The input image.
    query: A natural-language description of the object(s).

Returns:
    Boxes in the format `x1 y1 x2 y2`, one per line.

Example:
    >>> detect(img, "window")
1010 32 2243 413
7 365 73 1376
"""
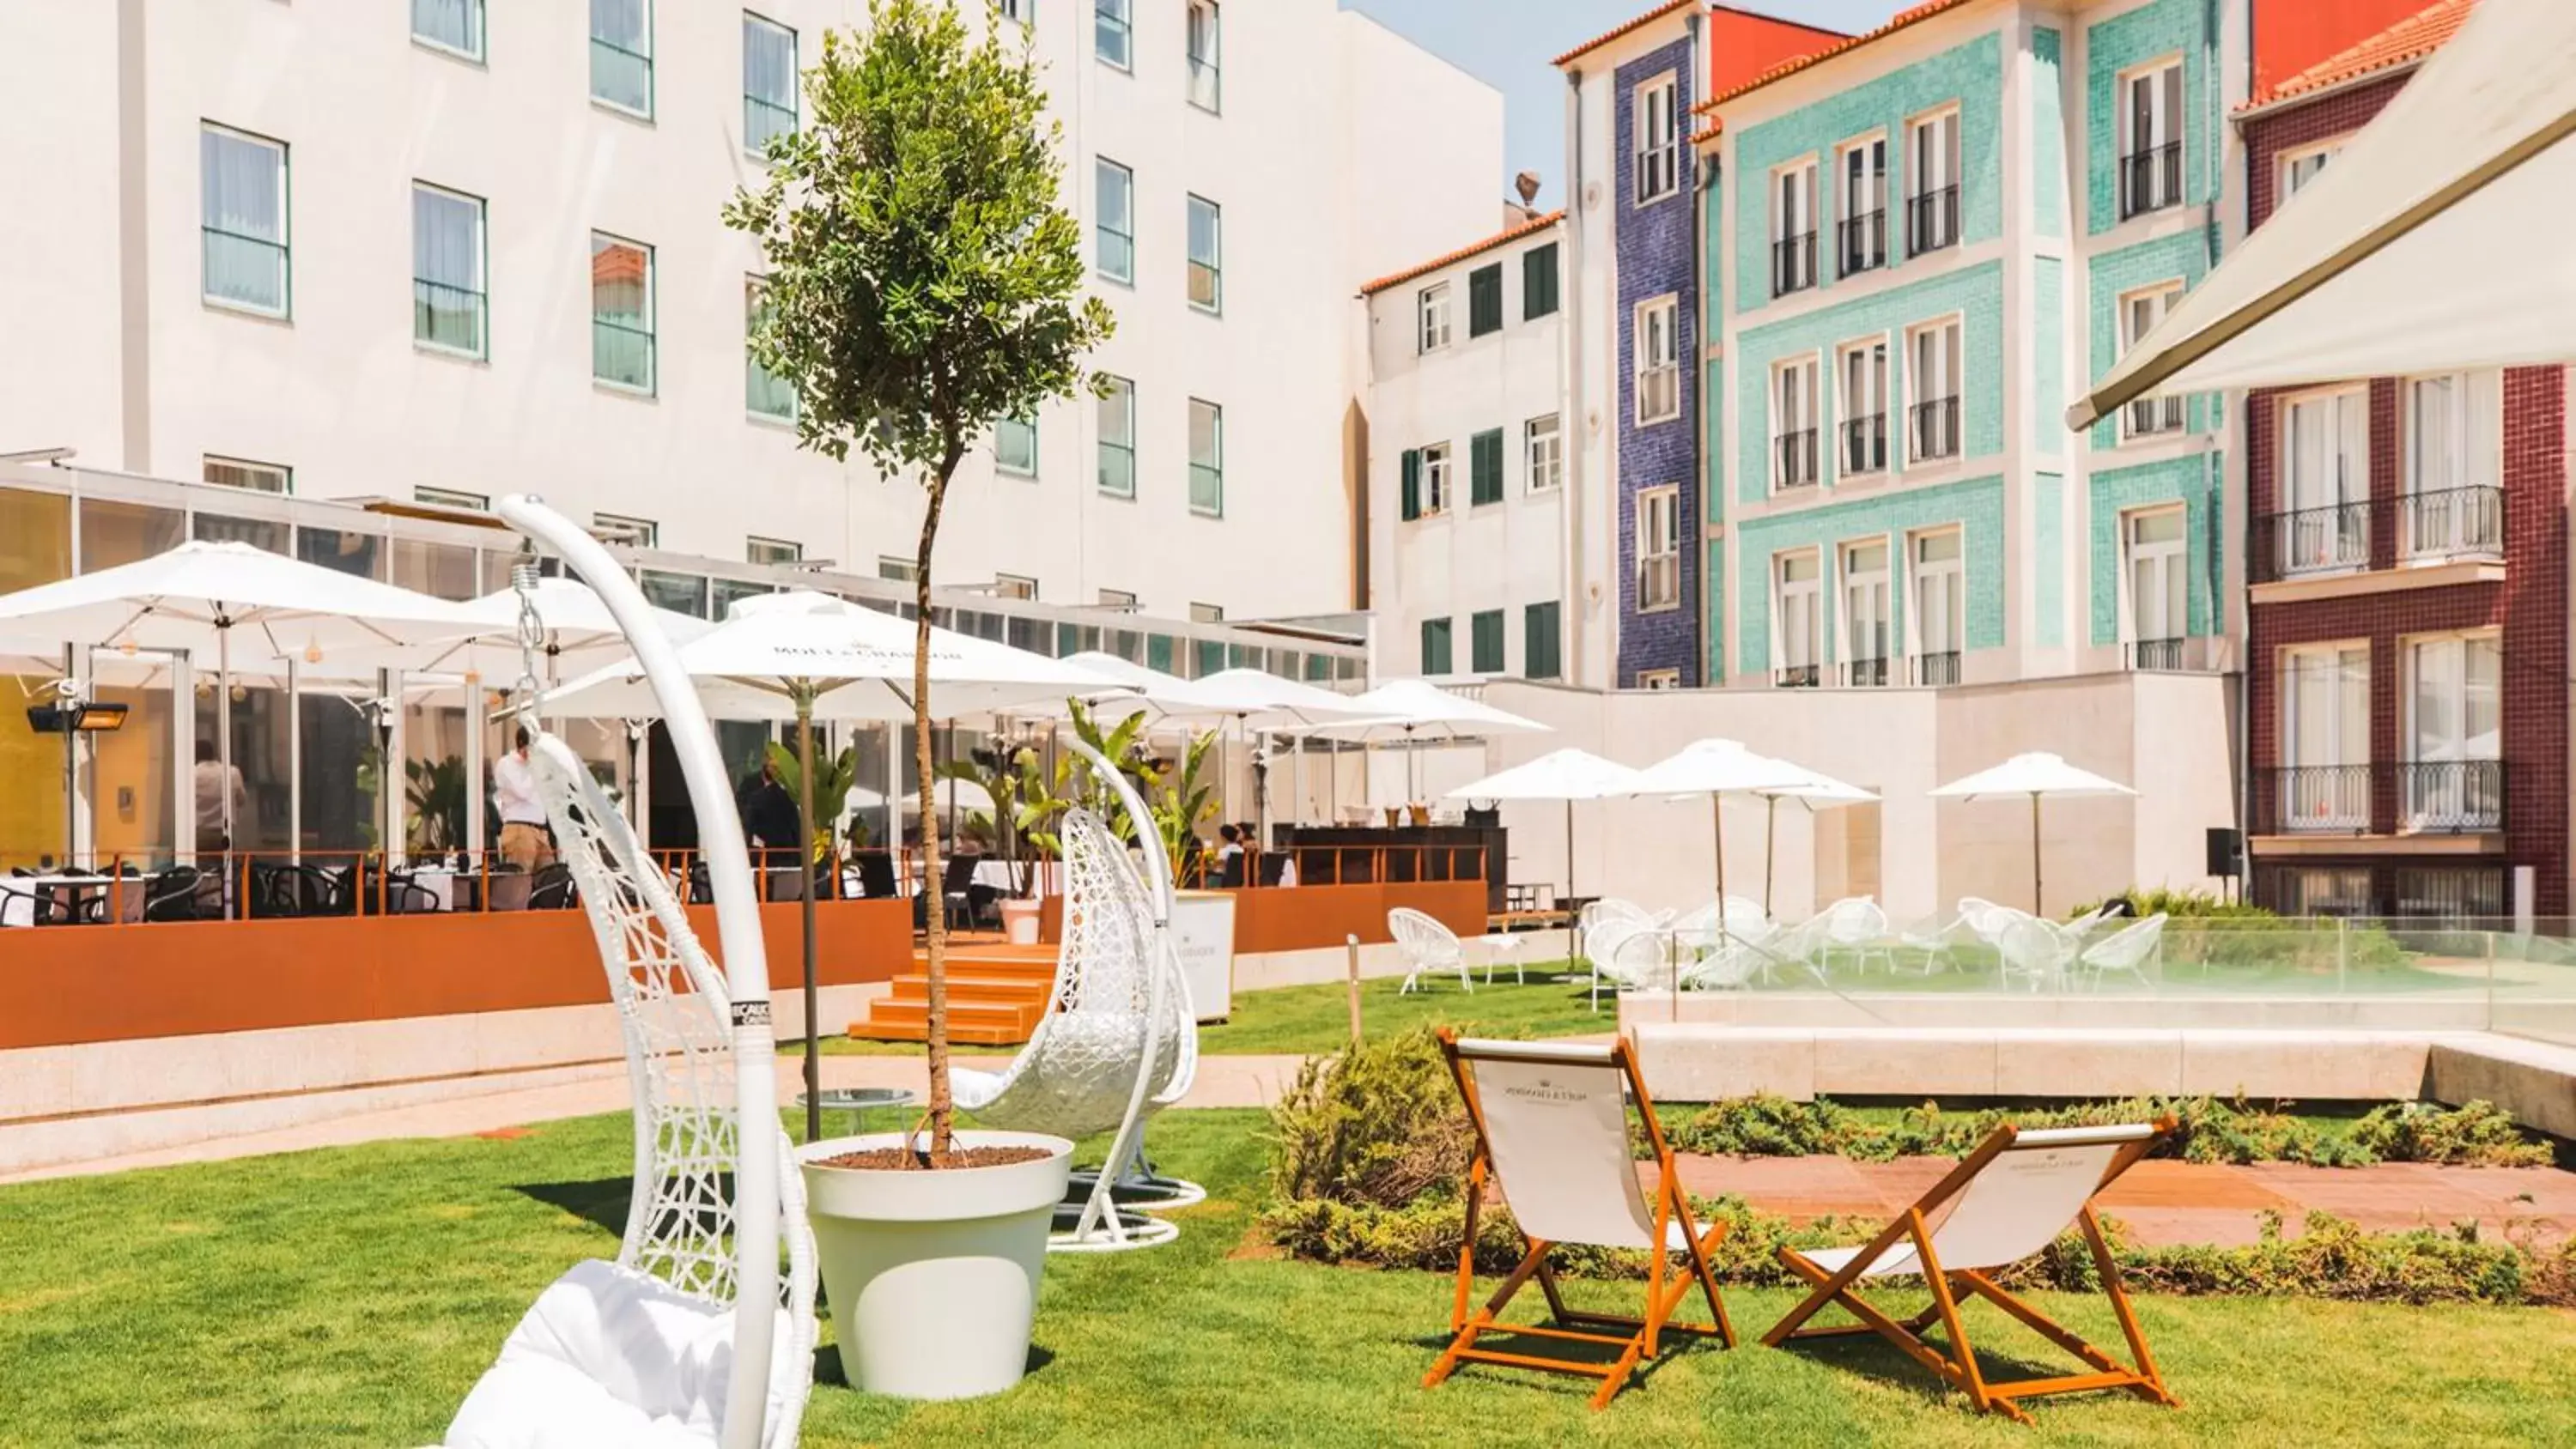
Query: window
743 13 797 156
1906 109 1960 253
1635 295 1680 424
1188 398 1223 515
1776 551 1821 685
1771 354 1820 488
592 512 658 547
1467 263 1504 337
2406 633 2503 829
1843 540 1890 684
1468 428 1504 506
745 277 794 420
2280 139 2343 200
2278 387 2368 574
1838 338 1889 476
1772 161 1818 295
995 414 1037 476
991 573 1037 601
1636 487 1680 611
591 233 654 393
1637 670 1681 690
1838 136 1886 274
1189 602 1224 623
1419 441 1453 515
2118 59 2184 219
2281 643 2370 830
204 457 290 494
1097 374 1135 497
412 0 483 59
1907 318 1962 462
2119 284 2186 437
412 183 485 357
1524 601 1562 680
1096 158 1134 283
1525 414 1562 493
1186 195 1222 312
1186 0 1221 112
202 124 289 317
878 556 916 582
2405 372 2503 559
1420 616 1453 676
2275 866 2374 917
415 486 487 511
1633 74 1680 203
1096 0 1131 69
591 0 654 118
1419 282 1452 352
998 0 1033 25
746 536 802 566
2123 509 2187 666
1098 587 1138 609
1470 609 1505 674
1910 530 1963 684
1522 242 1560 319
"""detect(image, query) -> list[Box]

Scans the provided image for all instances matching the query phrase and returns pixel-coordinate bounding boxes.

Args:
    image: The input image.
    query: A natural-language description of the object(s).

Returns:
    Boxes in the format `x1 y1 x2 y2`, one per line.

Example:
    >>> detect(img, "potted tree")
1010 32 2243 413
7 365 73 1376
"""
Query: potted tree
726 0 1113 1403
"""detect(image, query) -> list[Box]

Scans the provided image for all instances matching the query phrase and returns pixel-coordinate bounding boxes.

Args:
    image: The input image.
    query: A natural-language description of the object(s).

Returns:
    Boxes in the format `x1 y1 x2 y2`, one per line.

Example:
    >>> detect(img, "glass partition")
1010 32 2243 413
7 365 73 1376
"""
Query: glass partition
298 686 378 852
193 512 290 555
88 677 176 868
295 525 385 579
640 570 708 617
391 538 480 600
0 491 75 864
81 498 185 571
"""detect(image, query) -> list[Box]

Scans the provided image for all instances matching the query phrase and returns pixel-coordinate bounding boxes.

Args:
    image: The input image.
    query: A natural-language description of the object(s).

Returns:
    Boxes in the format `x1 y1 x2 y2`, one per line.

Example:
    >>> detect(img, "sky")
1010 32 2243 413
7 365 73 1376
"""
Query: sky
1340 0 1910 209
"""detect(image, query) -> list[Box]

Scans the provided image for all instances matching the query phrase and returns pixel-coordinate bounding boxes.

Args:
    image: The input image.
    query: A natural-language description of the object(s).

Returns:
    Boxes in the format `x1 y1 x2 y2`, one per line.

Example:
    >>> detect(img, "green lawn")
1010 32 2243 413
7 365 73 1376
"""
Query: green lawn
3 1110 2573 1446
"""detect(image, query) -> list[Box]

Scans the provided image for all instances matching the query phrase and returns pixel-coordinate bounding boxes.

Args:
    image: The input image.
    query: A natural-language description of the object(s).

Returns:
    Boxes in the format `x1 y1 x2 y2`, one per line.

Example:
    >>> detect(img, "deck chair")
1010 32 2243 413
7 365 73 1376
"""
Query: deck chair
1764 1119 2178 1426
1424 1034 1736 1410
2078 912 2166 991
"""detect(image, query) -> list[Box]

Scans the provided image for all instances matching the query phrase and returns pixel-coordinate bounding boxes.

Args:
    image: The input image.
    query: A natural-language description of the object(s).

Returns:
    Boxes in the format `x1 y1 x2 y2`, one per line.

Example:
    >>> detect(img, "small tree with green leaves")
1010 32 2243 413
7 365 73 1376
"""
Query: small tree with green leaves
727 0 1113 1155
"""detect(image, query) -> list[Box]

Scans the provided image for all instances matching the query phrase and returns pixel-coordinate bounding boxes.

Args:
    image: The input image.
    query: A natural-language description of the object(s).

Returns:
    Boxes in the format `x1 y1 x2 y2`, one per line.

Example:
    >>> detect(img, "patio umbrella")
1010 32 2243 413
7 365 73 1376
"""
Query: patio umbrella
0 540 482 846
1751 765 1879 915
2074 0 2570 425
1315 679 1552 808
1445 747 1643 955
1930 752 2136 917
1626 739 1817 917
1149 668 1384 839
539 588 1115 1137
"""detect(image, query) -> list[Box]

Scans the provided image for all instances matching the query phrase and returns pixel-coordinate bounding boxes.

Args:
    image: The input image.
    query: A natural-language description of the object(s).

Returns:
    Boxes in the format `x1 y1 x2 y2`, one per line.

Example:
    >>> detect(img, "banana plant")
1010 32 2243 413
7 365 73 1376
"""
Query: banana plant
1145 727 1220 885
765 740 860 862
404 755 467 853
1007 700 1156 894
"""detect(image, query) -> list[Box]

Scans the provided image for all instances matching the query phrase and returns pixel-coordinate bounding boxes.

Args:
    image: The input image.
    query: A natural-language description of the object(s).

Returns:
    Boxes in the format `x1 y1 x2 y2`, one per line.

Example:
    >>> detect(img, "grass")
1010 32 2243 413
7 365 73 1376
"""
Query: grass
3 1110 2575 1446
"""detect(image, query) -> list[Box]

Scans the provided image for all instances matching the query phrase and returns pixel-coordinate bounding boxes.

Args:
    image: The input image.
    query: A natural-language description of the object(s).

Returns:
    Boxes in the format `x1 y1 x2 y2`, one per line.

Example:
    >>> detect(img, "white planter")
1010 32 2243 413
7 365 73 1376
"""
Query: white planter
998 896 1042 945
1170 890 1236 1022
799 1130 1074 1400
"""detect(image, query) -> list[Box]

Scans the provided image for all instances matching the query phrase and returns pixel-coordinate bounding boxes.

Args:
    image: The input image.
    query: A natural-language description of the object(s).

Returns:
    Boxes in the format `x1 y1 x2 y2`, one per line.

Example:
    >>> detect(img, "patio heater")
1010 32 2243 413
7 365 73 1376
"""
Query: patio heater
27 680 130 869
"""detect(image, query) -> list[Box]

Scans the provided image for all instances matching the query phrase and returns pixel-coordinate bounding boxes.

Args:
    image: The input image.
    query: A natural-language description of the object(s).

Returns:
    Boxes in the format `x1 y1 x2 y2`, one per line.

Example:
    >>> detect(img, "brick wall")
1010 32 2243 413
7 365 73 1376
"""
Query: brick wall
2245 75 2410 229
1615 35 1702 686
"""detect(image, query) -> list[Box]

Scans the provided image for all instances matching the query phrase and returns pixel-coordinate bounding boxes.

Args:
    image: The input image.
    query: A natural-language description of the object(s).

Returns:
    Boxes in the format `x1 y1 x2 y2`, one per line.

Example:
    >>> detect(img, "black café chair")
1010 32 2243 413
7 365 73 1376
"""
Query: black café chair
942 852 993 930
1259 852 1290 888
853 850 898 901
142 865 209 923
1217 852 1248 889
527 862 579 911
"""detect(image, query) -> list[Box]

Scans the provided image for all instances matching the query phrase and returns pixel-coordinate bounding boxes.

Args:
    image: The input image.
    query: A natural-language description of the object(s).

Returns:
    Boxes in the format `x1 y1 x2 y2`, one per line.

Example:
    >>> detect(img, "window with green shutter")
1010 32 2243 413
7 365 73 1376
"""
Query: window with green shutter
1420 616 1453 675
1522 242 1560 320
1400 447 1422 521
1469 429 1504 506
1467 263 1503 337
1524 600 1562 679
1470 609 1504 674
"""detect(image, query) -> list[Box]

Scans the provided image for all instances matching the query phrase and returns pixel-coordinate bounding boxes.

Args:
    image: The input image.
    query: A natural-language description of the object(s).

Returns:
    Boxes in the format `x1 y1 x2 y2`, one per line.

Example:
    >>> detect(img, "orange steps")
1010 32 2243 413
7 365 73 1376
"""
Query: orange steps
846 942 1060 1046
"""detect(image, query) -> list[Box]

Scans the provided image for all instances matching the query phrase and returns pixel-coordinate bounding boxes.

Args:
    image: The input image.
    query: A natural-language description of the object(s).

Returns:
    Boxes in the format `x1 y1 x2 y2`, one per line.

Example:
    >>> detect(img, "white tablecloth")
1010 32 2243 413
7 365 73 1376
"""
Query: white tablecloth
0 874 147 927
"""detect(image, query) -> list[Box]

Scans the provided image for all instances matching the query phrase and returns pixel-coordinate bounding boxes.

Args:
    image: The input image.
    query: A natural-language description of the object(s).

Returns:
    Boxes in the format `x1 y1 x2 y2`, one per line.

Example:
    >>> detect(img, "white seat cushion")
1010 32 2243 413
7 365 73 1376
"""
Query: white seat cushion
444 1259 798 1448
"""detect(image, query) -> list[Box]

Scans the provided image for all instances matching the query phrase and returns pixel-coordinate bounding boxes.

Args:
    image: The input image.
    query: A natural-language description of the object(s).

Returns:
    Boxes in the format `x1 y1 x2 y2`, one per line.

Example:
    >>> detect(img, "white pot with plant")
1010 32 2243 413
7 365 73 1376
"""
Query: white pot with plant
726 0 1114 1403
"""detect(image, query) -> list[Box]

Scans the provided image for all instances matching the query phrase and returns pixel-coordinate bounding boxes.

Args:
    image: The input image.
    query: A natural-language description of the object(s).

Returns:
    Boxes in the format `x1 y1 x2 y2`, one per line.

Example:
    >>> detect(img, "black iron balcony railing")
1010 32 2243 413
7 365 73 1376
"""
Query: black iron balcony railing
2257 498 2371 579
1775 663 1821 688
2403 760 2506 832
2401 485 2506 561
1772 230 1818 297
1838 208 1886 275
1774 428 1820 489
1910 395 1960 462
1844 656 1889 688
2120 140 2184 220
1906 184 1959 254
2271 764 2372 834
1840 413 1887 476
2262 761 2505 835
1912 650 1961 687
2127 637 2185 671
2126 394 2186 438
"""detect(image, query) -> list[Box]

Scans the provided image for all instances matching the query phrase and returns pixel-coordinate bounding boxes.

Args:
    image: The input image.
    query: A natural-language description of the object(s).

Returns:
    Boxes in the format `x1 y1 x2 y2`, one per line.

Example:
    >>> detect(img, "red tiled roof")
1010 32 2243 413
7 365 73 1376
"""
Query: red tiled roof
1695 0 1985 113
1359 211 1566 297
1553 0 1698 67
2237 0 2476 114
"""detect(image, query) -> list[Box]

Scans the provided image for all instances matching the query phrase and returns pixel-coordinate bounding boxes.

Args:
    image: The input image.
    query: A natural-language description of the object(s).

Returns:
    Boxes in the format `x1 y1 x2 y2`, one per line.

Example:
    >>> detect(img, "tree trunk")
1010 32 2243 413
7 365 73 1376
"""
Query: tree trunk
917 466 956 1155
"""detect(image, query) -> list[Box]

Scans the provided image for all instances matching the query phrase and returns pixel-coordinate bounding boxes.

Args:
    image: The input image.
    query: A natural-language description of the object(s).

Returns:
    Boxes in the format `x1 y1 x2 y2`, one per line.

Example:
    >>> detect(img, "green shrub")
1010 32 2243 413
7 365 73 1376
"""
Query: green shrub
2072 889 2413 972
1265 1026 1473 1211
2116 1210 2530 1306
2348 1100 2555 1168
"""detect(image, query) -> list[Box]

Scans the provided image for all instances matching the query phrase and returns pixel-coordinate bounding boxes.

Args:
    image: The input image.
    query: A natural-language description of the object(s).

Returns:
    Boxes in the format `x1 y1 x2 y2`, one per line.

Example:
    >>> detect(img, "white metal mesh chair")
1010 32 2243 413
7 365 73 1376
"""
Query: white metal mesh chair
1579 899 1662 1009
1996 913 2075 991
1390 906 1472 994
2078 912 2166 991
1899 912 1967 975
1820 896 1895 974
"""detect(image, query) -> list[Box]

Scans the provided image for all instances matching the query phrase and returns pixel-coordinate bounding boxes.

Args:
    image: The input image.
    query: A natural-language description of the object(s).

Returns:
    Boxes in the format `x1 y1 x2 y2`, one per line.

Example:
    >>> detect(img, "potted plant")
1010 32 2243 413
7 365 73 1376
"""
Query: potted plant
729 0 1112 1401
936 740 1043 943
767 739 859 891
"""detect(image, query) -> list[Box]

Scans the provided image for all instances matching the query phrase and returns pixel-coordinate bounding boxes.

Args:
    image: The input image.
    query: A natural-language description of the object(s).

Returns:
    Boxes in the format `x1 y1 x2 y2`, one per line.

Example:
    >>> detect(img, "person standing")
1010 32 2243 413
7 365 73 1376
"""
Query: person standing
492 726 553 870
739 760 802 865
191 739 246 856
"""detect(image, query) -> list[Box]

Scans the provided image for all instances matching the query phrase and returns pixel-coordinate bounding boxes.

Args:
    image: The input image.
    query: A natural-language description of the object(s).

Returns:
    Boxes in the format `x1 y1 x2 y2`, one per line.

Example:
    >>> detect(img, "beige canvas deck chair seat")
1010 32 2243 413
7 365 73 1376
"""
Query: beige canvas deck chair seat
1425 1033 1735 1410
1764 1119 2178 1426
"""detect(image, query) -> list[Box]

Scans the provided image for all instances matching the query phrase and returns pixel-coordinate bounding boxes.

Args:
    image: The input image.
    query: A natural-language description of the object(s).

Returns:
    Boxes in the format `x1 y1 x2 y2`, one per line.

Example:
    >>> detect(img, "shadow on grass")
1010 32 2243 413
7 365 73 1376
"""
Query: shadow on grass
811 1343 1057 1391
1403 1318 1729 1403
512 1178 633 1239
1773 1317 2079 1414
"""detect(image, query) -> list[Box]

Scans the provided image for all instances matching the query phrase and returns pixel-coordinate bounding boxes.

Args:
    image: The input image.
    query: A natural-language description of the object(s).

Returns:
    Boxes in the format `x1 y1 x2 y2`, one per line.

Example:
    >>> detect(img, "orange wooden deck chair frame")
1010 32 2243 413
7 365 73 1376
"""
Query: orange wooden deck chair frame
1424 1031 1735 1410
1763 1119 2179 1425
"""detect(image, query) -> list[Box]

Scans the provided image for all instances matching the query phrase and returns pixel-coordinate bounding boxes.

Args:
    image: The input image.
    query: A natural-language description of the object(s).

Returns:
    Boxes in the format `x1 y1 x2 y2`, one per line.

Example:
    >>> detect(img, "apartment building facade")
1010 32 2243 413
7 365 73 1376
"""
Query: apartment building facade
2233 0 2568 919
1696 0 2239 695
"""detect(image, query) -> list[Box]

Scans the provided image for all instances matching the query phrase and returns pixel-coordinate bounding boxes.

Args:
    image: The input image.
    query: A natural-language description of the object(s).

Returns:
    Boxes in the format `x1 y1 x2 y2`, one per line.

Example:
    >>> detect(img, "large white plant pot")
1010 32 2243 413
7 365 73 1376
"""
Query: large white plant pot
998 896 1042 945
799 1130 1073 1400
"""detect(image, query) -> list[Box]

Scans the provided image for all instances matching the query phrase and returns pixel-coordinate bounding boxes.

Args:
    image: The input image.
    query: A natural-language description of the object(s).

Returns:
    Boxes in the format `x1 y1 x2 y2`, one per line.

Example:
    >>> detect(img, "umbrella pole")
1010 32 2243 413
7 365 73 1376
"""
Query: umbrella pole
218 623 234 851
796 688 820 1143
1764 795 1778 915
2031 791 2044 917
1564 797 1577 964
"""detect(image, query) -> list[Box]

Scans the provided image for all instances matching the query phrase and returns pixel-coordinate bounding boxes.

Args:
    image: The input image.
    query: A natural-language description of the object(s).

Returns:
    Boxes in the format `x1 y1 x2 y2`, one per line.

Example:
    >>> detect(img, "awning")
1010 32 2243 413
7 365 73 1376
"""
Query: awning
2072 0 2576 430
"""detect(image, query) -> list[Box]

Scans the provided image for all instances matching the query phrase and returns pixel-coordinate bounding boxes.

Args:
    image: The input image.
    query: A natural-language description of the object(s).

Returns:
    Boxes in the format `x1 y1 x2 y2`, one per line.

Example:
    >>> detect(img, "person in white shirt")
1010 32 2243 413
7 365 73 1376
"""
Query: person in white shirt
191 739 246 854
491 726 554 871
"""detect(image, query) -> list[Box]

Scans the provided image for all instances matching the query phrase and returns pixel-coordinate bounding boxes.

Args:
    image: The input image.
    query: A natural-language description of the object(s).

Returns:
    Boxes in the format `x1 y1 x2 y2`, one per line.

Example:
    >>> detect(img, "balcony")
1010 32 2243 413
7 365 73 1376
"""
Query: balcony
1775 663 1821 688
1910 396 1959 462
1838 209 1885 275
1840 414 1887 476
1912 651 1961 686
2257 761 2504 840
1906 185 1959 255
2127 637 2185 671
2401 485 2505 561
1772 231 1817 297
1774 428 1819 489
1844 657 1888 688
2119 141 2183 220
2256 499 2370 580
